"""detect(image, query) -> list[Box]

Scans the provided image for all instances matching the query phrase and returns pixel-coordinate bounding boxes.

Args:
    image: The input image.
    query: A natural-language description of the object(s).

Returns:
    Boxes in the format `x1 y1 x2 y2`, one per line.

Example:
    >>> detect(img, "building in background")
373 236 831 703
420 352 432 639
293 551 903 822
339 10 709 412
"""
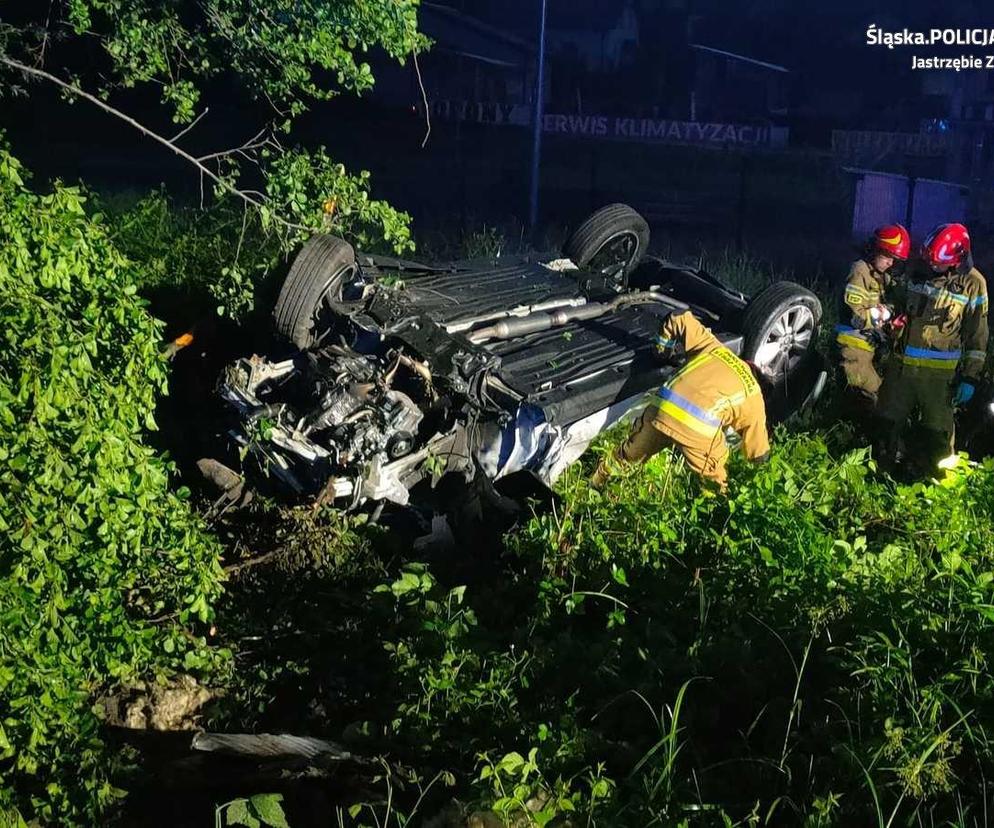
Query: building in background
920 70 994 186
374 0 790 132
547 0 640 74
830 71 994 185
371 1 538 123
689 45 789 123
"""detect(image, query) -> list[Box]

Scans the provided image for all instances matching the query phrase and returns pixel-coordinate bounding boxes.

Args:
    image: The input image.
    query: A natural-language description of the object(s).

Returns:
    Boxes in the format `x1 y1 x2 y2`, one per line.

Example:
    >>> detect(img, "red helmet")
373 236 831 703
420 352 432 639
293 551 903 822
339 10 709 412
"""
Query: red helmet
871 224 910 260
922 223 970 268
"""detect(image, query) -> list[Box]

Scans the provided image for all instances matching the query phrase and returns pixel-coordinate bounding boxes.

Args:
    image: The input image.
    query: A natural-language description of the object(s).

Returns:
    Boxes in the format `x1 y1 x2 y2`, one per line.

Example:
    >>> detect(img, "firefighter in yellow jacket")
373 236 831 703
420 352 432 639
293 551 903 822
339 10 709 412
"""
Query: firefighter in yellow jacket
877 222 990 467
591 310 770 491
835 224 910 404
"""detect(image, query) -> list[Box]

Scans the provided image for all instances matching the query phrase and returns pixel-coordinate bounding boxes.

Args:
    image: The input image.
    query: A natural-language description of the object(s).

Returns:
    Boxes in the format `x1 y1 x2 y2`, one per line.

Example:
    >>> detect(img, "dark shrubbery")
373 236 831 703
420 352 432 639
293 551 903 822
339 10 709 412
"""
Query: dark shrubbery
306 429 994 824
100 149 416 325
464 432 994 823
0 149 226 823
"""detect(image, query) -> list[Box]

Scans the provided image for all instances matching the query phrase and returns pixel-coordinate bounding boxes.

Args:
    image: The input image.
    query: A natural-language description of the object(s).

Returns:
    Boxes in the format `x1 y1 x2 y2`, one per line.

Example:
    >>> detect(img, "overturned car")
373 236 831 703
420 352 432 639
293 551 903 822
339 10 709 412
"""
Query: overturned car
210 204 824 509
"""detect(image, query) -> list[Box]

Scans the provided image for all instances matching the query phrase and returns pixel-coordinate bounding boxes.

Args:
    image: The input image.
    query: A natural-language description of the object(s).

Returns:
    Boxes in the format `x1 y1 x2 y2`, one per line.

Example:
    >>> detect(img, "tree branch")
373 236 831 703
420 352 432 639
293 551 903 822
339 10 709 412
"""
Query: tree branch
0 55 310 232
412 49 431 149
169 107 209 142
36 0 56 68
195 127 270 163
223 549 278 575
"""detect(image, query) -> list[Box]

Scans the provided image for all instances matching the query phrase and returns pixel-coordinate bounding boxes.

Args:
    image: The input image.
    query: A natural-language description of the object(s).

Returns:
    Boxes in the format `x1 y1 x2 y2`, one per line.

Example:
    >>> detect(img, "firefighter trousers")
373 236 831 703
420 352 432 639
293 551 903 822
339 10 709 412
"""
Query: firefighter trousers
837 342 882 401
591 405 729 489
876 361 956 464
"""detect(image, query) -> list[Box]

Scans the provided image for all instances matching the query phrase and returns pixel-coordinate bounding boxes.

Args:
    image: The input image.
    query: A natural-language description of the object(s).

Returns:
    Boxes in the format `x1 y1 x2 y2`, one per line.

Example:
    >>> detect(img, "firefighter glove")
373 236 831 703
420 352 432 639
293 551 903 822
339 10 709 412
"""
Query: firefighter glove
869 304 893 326
953 381 976 407
653 336 679 363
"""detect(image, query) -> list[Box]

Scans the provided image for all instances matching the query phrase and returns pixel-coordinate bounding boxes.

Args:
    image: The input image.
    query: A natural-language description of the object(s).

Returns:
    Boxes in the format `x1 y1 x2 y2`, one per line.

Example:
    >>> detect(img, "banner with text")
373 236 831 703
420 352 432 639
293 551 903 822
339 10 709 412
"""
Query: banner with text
832 130 953 159
429 100 788 149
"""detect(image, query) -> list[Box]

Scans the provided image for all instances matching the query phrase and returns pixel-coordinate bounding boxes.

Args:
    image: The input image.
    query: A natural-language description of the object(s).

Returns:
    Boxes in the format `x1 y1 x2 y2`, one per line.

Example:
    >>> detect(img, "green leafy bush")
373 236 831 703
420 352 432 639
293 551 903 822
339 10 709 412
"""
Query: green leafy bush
202 412 994 826
54 0 426 122
5 0 423 326
102 148 414 323
497 431 994 823
0 148 225 823
271 428 994 825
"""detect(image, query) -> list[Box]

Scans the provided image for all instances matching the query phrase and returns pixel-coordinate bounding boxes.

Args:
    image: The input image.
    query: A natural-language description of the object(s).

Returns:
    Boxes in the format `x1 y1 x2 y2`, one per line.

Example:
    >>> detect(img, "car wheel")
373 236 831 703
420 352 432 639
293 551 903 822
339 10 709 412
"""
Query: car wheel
563 204 649 285
740 281 822 383
274 235 359 350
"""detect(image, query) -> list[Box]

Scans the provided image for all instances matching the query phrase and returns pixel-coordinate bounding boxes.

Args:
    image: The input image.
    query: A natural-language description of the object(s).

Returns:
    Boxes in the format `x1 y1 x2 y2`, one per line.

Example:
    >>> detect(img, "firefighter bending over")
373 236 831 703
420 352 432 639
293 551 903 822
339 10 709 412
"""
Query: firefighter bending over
835 224 910 405
877 223 989 469
591 311 770 491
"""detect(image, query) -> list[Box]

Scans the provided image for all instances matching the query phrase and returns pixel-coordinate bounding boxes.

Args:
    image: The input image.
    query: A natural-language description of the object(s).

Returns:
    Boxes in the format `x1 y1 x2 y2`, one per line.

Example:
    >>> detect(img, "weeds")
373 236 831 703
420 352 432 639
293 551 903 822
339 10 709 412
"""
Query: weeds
202 426 994 825
57 200 990 826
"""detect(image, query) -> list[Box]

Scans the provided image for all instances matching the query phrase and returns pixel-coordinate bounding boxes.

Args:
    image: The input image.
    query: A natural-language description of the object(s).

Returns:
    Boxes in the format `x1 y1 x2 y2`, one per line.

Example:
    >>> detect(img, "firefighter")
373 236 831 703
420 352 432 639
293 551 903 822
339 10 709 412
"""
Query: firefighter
877 222 989 470
835 224 910 405
591 310 770 492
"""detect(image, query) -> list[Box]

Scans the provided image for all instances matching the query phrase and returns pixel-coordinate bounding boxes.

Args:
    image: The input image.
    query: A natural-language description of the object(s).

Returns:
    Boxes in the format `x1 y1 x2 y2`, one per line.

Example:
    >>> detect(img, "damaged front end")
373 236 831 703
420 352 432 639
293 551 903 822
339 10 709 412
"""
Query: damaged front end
217 346 463 508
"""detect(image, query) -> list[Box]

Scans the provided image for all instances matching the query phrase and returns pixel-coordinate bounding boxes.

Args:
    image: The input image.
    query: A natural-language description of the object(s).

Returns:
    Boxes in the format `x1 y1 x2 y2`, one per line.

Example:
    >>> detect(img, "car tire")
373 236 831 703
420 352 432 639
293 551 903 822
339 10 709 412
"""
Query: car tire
740 281 822 383
563 204 649 280
274 235 359 350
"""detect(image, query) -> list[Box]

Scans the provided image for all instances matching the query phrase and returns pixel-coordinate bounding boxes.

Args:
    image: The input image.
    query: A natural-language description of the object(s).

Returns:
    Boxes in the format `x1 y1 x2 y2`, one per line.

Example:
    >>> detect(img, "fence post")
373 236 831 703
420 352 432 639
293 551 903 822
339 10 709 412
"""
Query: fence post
905 175 917 237
589 146 599 210
457 119 467 234
527 0 548 235
735 154 750 250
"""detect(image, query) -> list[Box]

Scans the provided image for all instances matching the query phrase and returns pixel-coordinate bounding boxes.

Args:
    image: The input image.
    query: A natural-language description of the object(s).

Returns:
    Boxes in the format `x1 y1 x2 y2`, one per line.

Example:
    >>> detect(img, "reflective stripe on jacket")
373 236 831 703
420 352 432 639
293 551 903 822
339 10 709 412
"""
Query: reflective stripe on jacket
896 345 961 370
835 324 876 352
891 263 989 379
657 386 721 437
840 259 891 330
652 311 770 460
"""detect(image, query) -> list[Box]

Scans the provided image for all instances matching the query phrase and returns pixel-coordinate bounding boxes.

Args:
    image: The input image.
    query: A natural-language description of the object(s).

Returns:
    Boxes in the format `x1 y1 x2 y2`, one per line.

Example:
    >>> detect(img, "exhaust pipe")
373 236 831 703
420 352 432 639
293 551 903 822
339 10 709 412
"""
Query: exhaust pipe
467 292 683 343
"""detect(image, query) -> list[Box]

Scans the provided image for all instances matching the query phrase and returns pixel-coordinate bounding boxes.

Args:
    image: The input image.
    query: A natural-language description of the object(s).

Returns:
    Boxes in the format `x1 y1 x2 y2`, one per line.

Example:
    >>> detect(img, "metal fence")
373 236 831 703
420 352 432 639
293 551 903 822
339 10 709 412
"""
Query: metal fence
848 169 969 243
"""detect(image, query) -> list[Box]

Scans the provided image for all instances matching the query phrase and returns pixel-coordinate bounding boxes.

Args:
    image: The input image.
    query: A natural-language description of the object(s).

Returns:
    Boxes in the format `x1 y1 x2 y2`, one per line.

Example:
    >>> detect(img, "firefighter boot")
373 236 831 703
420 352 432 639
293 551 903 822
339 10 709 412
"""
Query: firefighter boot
873 419 902 471
590 458 611 490
920 428 956 477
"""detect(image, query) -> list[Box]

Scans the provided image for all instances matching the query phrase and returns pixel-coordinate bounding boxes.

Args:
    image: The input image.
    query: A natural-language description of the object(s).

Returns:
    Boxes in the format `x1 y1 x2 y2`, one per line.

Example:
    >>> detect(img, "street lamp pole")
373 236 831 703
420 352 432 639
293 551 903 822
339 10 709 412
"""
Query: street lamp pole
528 0 548 235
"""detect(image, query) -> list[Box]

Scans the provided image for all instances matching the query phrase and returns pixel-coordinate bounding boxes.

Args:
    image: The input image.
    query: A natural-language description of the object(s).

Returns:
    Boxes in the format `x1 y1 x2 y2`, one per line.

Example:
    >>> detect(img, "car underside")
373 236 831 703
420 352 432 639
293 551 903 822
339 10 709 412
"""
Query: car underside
207 205 825 510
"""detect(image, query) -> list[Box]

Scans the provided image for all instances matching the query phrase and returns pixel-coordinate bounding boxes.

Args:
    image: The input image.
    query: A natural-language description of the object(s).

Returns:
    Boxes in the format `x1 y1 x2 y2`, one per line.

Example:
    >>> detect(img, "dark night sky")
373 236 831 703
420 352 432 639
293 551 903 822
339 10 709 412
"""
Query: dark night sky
5 0 994 200
434 0 994 134
450 0 994 90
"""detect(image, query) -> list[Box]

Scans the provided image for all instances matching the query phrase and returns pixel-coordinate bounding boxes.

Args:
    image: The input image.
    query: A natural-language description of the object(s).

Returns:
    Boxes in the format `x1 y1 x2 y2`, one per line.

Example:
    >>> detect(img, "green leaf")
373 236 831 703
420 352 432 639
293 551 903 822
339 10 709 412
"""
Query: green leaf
497 752 526 775
225 799 260 828
0 721 13 760
0 145 229 822
249 794 289 828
